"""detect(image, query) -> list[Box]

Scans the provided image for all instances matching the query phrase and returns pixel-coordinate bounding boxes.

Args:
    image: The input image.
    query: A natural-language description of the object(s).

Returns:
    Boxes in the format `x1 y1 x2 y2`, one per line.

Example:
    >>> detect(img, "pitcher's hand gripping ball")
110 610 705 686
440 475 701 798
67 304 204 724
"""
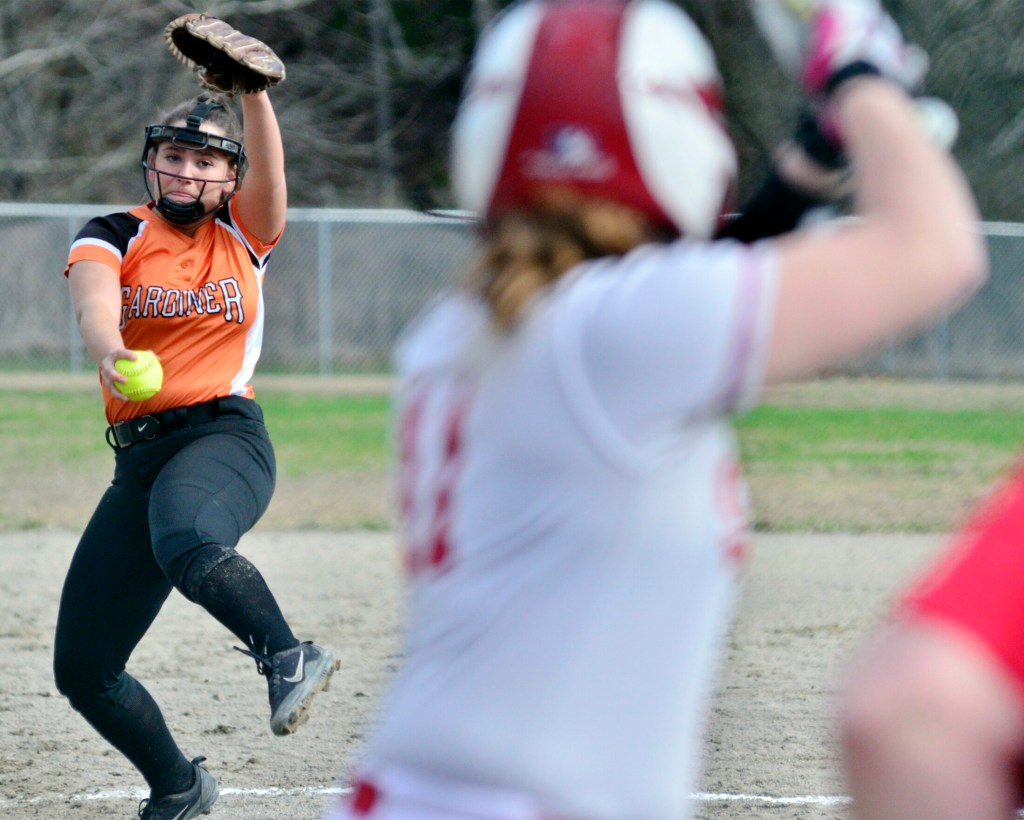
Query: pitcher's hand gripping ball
164 13 285 96
114 351 164 402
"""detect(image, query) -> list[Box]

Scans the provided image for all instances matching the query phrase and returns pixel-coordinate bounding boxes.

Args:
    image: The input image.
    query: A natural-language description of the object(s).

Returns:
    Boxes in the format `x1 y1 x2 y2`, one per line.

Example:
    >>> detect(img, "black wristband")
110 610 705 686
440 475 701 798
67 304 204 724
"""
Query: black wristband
717 168 829 243
794 112 846 170
825 60 882 96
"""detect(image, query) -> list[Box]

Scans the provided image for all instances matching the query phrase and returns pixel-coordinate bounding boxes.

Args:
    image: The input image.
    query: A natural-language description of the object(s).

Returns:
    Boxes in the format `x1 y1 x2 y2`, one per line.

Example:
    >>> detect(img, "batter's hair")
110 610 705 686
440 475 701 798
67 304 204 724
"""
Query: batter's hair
465 190 674 330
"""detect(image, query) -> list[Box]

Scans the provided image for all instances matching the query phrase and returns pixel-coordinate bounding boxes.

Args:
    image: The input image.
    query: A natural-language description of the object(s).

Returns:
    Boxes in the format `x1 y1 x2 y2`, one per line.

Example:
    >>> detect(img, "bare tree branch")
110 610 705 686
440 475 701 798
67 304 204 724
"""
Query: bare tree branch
0 0 1022 220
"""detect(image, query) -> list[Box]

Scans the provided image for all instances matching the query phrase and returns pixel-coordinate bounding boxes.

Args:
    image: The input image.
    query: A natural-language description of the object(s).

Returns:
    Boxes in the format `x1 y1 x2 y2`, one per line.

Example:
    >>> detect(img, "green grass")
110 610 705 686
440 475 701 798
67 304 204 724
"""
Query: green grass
3 387 1023 531
734 404 1024 532
259 393 390 475
7 390 1020 476
0 389 396 531
1 390 108 464
735 405 1024 475
0 390 391 471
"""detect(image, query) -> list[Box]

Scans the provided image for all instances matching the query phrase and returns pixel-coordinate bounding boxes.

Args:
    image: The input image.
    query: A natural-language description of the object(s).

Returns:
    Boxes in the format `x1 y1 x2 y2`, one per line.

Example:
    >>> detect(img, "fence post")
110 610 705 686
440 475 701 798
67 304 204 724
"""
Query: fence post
935 310 949 380
317 219 332 375
67 216 83 373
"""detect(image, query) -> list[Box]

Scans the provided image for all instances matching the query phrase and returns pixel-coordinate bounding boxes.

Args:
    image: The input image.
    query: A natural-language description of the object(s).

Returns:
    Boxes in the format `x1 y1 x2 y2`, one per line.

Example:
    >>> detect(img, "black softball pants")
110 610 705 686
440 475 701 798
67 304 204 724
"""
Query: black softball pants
53 397 291 794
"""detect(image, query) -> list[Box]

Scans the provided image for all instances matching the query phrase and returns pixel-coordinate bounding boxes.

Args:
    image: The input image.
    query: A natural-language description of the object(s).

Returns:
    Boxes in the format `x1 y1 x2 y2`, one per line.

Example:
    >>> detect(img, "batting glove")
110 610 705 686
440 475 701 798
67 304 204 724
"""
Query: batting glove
750 0 929 97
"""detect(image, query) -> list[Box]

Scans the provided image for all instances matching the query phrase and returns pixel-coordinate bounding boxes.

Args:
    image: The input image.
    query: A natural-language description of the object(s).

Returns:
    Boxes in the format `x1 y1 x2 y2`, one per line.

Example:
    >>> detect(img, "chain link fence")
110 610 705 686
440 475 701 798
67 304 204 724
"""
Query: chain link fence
2 202 1023 379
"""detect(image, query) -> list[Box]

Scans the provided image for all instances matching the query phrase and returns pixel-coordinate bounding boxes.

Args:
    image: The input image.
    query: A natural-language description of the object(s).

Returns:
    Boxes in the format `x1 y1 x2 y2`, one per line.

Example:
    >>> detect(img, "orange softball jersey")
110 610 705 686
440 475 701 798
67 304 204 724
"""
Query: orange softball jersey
66 199 281 424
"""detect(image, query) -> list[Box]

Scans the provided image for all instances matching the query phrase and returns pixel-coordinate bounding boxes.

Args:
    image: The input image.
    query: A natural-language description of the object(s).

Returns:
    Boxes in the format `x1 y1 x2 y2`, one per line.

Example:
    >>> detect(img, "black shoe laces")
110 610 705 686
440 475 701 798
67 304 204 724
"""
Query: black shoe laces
233 644 272 676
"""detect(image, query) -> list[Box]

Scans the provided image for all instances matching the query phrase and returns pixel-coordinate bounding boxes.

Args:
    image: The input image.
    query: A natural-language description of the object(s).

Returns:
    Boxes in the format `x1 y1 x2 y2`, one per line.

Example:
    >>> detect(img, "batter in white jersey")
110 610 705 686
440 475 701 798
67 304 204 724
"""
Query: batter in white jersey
327 0 987 817
369 239 774 818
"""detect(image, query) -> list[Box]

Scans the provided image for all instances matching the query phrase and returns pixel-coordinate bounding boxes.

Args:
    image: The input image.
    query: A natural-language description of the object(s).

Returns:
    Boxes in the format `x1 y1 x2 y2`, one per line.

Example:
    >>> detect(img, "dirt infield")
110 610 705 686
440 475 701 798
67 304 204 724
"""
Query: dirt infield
0 528 945 819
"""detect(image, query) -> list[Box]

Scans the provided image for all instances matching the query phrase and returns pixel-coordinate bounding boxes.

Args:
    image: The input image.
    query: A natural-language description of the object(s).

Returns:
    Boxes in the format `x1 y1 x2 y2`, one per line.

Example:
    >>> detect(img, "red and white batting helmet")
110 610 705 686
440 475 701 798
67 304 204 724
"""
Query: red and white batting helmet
451 0 737 239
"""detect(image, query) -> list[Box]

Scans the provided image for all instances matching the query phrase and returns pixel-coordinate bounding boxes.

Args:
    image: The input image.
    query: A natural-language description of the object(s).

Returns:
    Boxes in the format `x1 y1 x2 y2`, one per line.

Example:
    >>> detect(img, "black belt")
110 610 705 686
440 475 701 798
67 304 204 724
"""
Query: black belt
106 398 227 450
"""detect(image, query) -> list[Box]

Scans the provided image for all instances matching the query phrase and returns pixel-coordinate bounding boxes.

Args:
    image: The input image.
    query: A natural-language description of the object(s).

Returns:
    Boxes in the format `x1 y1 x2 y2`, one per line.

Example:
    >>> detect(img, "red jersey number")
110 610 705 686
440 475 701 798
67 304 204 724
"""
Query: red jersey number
397 382 472 576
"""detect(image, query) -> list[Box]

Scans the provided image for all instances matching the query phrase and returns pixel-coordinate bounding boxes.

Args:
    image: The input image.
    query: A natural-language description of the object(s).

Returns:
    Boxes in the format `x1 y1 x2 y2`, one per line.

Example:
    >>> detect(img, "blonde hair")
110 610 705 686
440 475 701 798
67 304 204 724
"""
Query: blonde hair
466 191 672 330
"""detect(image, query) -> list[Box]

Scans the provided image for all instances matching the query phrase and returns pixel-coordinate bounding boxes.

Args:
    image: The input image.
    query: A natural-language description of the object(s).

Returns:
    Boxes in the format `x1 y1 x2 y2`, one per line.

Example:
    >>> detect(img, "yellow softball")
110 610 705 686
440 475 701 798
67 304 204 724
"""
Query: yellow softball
114 350 164 401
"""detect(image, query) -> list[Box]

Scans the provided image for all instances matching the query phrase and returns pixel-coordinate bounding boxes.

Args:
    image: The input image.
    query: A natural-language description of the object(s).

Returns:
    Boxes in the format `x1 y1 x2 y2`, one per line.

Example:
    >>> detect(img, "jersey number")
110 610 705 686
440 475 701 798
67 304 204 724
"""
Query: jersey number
397 383 472 576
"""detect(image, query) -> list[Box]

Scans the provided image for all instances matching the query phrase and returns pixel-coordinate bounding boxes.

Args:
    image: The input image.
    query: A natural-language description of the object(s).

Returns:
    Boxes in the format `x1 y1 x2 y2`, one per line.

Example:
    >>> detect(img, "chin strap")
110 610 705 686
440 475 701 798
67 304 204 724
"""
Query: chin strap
155 197 208 224
155 192 209 224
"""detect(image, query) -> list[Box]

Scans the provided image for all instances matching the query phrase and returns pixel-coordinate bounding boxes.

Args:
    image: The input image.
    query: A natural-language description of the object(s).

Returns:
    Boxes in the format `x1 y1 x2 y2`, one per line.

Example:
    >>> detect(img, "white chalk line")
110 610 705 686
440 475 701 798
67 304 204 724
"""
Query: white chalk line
0 785 351 807
1 785 352 806
1 787 852 808
696 792 851 806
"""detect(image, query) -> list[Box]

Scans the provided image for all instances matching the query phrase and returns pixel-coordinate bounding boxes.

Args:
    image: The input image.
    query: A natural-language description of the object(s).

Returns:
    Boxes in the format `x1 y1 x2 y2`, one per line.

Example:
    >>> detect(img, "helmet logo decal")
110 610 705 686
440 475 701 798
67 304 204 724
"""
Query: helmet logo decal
521 125 617 182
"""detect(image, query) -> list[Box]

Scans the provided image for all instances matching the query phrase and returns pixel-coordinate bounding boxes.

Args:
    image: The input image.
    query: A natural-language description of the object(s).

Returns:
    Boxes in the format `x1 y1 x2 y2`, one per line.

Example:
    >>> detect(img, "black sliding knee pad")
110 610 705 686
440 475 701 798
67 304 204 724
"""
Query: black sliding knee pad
180 545 241 603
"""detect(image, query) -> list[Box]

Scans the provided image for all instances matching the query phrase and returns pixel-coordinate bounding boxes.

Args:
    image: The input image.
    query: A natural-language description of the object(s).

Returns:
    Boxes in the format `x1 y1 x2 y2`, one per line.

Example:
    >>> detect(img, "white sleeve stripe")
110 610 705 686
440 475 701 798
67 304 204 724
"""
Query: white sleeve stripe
217 217 272 267
70 236 124 263
220 200 276 268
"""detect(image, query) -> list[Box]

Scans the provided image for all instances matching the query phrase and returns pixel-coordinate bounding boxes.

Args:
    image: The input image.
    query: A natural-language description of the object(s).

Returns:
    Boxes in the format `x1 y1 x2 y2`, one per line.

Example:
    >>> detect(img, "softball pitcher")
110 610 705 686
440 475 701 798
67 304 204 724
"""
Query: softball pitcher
53 17 337 820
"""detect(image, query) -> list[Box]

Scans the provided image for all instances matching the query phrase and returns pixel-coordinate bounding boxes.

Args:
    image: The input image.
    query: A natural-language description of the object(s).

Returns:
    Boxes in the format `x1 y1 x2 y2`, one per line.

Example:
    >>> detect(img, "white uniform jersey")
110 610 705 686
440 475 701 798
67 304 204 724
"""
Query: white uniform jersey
359 238 778 819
